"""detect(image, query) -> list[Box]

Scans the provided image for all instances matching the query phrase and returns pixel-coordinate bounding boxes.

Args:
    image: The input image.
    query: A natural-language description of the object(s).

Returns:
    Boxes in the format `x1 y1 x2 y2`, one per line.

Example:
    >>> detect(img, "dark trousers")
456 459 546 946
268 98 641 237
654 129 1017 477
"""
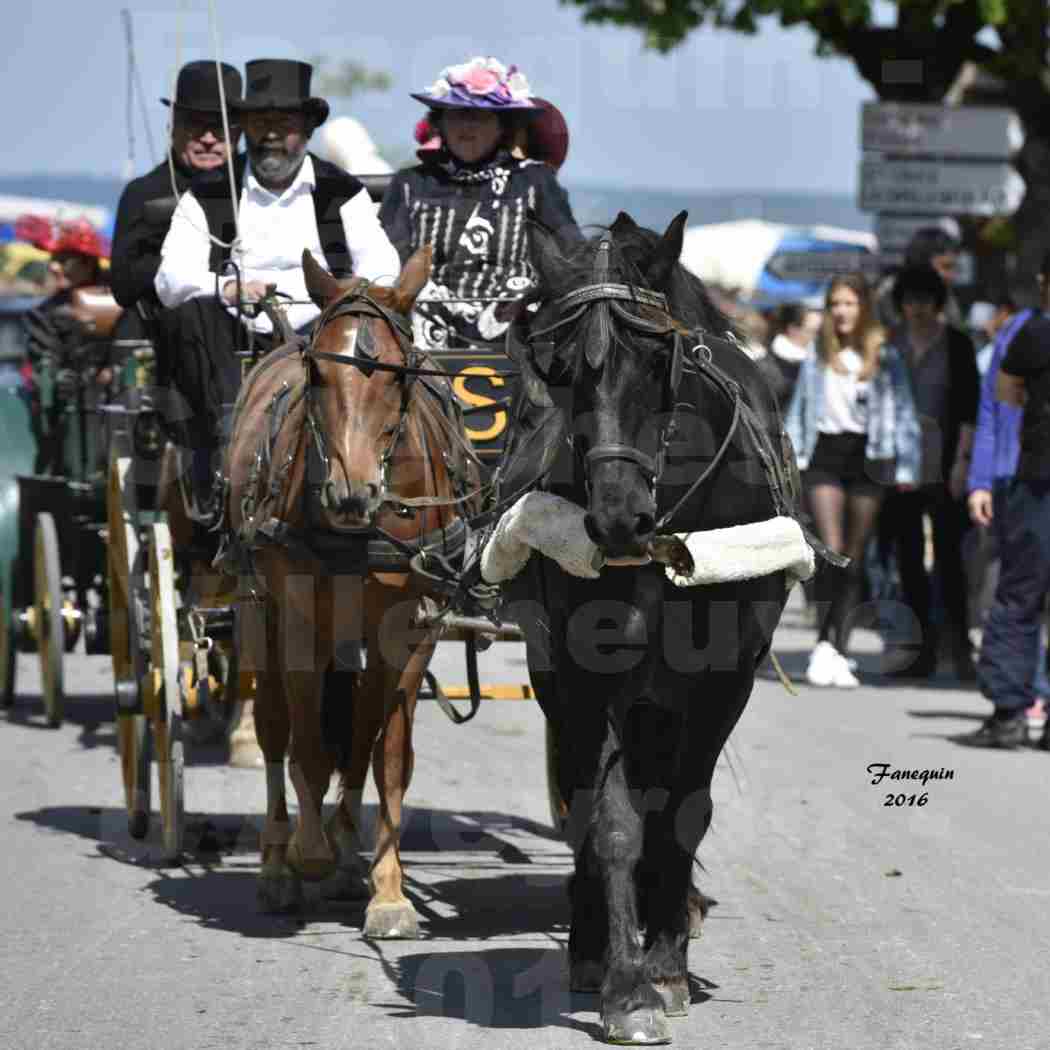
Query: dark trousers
978 480 1050 713
882 483 971 654
157 296 272 450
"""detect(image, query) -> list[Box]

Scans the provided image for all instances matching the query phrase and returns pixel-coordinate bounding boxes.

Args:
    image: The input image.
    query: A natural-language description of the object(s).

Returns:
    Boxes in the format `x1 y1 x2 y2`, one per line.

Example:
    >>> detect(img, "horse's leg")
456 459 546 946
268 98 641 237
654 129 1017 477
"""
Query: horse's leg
592 729 669 1045
363 593 434 939
281 574 337 881
642 793 711 1019
320 574 377 901
324 664 378 902
253 598 301 912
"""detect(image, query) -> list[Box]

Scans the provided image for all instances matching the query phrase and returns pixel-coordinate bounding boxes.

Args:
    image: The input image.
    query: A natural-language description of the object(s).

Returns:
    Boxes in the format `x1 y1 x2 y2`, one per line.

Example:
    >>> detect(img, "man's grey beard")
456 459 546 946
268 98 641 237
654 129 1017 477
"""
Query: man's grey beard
248 141 307 187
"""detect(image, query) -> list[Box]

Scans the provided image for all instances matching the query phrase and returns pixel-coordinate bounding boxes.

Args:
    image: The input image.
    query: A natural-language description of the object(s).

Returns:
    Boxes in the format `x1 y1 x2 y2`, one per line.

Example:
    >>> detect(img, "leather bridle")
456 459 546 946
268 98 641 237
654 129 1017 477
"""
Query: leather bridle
506 242 745 533
301 289 488 522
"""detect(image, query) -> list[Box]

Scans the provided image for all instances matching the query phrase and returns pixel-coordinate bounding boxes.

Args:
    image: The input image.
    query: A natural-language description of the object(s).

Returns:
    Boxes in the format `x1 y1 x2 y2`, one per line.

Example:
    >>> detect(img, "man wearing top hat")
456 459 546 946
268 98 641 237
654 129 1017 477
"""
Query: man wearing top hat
111 61 243 311
154 58 400 510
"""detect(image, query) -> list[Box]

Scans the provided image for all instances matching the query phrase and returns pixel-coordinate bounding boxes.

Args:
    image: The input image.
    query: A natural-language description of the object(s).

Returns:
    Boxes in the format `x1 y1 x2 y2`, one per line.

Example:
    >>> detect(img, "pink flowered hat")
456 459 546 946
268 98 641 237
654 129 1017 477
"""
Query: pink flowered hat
411 56 538 111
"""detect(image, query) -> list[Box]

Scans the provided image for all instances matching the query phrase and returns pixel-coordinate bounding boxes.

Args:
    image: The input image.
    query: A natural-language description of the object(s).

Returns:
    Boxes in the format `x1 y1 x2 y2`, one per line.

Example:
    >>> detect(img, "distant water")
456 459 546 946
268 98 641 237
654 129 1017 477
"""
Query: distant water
0 172 871 234
565 181 871 234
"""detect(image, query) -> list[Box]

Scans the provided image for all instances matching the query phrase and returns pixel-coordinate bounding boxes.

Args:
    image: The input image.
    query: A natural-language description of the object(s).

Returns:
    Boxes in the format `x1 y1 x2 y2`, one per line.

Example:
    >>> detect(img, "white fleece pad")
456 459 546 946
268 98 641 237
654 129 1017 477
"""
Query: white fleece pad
480 492 816 587
481 492 604 583
665 516 815 587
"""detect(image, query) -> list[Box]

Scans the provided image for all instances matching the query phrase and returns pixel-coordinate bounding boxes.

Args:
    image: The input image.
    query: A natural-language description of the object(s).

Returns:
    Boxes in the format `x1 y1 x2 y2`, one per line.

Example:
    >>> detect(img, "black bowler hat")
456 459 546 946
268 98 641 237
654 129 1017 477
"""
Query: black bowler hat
234 59 330 127
161 60 242 112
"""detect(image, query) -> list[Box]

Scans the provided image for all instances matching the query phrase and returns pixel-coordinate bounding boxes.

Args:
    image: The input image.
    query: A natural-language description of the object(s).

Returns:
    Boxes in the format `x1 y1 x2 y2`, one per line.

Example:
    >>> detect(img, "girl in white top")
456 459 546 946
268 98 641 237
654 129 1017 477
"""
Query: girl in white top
790 274 913 688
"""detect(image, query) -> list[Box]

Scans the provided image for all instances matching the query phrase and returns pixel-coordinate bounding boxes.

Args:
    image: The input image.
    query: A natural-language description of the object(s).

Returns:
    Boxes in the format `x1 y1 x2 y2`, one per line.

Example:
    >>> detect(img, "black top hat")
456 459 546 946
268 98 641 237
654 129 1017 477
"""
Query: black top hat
161 60 242 112
234 59 330 127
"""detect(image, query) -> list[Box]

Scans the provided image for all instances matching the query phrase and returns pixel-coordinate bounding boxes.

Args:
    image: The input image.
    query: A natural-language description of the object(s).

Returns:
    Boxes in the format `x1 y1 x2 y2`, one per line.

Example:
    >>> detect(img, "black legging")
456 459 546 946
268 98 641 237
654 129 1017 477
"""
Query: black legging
806 481 885 652
880 484 970 652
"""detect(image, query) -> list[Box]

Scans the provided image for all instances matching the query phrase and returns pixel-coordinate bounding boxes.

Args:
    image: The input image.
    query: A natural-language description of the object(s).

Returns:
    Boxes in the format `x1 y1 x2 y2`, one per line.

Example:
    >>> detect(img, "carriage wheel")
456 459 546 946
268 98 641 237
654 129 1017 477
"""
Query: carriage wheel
0 583 15 708
545 722 568 835
151 521 185 862
108 436 152 838
34 513 64 728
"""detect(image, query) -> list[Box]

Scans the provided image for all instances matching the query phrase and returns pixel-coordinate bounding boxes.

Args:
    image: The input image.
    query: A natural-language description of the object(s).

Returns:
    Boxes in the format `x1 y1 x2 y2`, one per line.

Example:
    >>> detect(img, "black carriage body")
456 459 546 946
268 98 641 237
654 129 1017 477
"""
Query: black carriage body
428 344 518 467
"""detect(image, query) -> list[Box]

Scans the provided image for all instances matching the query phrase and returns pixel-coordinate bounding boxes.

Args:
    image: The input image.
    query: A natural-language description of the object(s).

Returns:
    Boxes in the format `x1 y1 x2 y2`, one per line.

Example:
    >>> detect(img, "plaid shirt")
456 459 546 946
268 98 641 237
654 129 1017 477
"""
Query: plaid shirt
784 344 922 486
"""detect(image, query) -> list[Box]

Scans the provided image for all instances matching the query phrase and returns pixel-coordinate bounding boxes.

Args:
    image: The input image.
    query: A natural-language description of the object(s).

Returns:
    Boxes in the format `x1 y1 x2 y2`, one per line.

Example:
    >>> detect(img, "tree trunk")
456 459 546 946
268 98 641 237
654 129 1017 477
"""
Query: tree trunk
1008 129 1050 306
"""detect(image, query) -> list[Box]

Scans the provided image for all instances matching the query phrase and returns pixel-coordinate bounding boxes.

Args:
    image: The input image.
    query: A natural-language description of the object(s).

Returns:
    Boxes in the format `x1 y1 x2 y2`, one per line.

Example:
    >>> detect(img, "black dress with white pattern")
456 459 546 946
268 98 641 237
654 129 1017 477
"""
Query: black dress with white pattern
379 153 581 349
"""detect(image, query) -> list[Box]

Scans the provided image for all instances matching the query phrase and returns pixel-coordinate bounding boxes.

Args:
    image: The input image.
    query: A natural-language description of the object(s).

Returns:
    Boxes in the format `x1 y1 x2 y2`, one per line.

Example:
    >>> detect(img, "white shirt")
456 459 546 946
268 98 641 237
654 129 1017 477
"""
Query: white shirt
818 349 869 435
155 155 401 334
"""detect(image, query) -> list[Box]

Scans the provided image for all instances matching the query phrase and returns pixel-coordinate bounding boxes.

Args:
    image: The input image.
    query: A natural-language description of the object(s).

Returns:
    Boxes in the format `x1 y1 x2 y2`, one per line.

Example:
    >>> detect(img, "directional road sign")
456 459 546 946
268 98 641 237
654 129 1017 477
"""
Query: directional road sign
861 102 1022 159
859 159 1025 216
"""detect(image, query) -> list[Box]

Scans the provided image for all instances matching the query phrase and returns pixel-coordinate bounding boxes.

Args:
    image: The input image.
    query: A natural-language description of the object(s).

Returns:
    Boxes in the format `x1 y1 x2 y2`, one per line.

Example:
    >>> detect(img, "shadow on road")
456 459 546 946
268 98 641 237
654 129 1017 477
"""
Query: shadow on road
5 693 117 750
5 693 240 766
365 943 717 1038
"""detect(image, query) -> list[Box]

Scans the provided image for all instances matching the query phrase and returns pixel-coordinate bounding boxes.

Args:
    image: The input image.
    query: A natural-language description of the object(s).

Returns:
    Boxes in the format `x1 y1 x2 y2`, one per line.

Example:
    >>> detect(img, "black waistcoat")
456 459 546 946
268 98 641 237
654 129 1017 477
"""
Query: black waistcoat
192 152 364 277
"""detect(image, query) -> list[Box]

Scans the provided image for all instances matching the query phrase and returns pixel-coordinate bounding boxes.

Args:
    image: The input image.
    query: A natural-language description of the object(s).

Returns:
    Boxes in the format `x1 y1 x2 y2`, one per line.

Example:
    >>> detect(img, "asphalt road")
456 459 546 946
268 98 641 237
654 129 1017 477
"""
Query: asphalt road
2 591 1046 1050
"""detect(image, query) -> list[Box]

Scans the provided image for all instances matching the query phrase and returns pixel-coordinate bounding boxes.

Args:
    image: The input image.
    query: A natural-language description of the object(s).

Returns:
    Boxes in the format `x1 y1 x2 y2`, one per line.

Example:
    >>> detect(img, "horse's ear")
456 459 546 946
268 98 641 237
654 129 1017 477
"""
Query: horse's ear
303 249 346 307
392 245 432 313
610 211 638 237
643 210 688 291
529 221 573 291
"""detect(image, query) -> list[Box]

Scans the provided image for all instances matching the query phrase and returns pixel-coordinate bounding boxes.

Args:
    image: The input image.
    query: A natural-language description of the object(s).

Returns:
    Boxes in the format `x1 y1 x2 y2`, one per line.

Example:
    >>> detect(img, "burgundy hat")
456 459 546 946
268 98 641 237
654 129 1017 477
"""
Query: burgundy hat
527 98 569 171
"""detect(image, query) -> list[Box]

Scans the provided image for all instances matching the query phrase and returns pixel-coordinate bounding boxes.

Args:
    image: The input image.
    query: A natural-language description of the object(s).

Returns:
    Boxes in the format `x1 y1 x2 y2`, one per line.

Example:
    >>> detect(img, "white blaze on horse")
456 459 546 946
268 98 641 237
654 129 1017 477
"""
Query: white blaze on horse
222 245 480 937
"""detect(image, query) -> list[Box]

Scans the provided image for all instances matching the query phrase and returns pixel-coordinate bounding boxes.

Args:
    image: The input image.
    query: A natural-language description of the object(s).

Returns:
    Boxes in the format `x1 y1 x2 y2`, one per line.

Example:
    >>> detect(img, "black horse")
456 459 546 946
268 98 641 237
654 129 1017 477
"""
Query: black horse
503 211 798 1045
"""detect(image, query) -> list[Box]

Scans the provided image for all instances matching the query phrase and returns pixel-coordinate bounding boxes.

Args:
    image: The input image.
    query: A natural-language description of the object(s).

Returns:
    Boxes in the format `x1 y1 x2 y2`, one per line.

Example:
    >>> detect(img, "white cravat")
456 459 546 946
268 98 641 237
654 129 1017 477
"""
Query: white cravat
155 155 400 334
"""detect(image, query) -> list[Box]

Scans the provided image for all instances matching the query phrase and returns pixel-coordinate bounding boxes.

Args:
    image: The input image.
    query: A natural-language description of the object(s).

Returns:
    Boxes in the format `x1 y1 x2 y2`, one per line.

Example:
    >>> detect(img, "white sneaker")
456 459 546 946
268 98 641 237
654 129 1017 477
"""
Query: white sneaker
830 651 860 688
806 641 841 687
807 642 860 688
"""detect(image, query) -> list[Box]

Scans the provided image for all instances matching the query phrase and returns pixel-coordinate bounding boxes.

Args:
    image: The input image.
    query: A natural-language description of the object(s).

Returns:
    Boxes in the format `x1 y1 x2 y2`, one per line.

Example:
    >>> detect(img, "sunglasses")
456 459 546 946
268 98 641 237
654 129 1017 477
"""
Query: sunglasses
238 111 306 136
180 111 238 138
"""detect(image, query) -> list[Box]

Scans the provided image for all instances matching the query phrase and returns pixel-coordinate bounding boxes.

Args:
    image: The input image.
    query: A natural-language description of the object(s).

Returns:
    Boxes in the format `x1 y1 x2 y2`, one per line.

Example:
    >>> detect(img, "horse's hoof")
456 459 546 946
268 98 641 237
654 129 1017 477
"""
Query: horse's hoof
602 1007 671 1045
569 960 604 992
321 865 370 902
652 979 689 1017
688 910 704 939
363 900 419 940
228 706 264 769
286 836 336 882
257 872 302 914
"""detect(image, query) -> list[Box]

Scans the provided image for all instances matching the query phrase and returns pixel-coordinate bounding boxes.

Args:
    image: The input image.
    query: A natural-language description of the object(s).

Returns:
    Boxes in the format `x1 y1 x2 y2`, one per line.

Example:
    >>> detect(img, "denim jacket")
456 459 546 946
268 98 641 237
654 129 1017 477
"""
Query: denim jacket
784 344 922 485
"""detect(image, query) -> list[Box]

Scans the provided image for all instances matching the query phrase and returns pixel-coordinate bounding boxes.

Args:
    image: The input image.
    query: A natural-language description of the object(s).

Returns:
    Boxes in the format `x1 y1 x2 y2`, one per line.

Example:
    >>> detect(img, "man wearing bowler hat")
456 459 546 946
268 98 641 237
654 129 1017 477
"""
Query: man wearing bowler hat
111 61 243 312
155 58 399 515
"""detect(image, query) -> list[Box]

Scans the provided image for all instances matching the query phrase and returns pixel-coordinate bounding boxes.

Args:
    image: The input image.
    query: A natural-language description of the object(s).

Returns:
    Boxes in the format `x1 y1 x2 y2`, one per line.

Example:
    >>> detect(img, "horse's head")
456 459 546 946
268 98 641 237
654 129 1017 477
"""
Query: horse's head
302 245 432 530
524 211 700 560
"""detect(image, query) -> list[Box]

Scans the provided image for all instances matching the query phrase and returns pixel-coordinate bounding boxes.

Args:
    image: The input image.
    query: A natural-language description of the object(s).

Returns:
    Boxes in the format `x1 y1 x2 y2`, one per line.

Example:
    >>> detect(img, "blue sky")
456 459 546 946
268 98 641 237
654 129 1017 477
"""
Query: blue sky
4 0 875 193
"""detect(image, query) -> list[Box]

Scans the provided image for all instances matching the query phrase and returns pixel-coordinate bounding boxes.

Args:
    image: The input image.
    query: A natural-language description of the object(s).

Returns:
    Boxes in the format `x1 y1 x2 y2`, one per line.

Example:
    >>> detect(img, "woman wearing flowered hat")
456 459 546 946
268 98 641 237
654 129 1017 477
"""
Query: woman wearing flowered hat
379 57 581 350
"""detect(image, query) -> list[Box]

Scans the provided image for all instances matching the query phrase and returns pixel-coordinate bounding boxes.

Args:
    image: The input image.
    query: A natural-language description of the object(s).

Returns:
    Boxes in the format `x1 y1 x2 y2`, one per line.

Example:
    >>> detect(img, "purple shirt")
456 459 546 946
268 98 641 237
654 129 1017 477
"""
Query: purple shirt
967 309 1033 493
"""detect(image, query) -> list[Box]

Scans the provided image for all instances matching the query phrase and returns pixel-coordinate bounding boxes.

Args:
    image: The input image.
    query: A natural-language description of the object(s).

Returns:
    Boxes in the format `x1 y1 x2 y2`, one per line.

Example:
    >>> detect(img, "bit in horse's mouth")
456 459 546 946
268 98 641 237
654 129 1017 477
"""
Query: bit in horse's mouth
603 553 652 567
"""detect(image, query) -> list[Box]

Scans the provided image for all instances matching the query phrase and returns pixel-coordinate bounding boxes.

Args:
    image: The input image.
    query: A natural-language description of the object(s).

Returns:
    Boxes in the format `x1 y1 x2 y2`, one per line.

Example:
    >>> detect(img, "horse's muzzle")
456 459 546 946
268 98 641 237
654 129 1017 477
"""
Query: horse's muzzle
321 479 382 525
583 505 657 561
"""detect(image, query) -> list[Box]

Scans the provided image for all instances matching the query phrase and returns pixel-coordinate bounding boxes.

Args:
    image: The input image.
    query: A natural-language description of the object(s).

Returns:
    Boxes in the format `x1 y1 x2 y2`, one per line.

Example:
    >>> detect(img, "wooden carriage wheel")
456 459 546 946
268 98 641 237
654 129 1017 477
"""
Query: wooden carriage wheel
34 513 65 728
107 435 151 839
150 521 184 862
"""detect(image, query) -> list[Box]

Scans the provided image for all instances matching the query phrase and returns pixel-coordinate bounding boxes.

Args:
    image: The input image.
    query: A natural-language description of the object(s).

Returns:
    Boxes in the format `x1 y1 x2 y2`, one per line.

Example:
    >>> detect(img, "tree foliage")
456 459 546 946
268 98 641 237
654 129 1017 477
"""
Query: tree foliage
310 57 392 99
561 1 1048 123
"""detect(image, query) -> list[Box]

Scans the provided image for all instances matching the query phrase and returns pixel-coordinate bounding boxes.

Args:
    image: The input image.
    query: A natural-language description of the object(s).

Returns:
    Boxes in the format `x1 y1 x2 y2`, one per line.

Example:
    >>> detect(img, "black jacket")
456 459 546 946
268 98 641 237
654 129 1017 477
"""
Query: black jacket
110 155 193 308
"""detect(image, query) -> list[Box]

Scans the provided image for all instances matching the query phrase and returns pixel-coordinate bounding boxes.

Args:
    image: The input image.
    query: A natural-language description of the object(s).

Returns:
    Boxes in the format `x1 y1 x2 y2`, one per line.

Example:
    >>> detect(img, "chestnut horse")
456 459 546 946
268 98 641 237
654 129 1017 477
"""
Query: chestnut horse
222 245 477 937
